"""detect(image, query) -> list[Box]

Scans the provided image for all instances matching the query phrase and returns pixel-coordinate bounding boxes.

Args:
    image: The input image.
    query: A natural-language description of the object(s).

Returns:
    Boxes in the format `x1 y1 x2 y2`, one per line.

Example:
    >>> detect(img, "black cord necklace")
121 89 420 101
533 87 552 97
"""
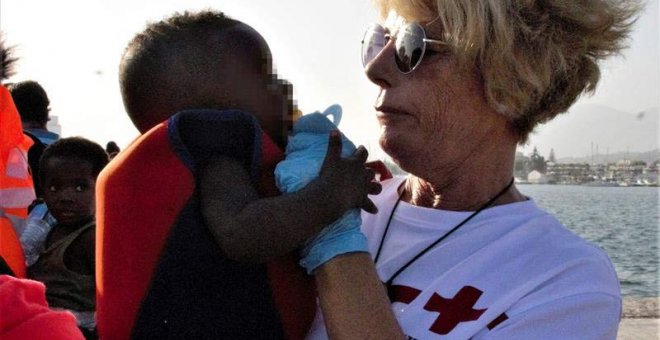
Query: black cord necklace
375 177 515 301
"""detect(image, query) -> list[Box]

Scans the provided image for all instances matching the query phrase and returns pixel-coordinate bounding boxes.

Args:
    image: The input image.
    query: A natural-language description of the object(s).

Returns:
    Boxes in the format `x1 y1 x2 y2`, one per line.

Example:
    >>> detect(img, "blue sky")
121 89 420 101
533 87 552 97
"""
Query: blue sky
2 0 658 158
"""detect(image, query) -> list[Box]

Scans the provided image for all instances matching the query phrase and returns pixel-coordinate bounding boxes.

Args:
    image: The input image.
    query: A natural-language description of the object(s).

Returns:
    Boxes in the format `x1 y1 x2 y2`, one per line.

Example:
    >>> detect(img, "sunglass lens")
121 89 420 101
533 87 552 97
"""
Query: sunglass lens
362 24 387 67
394 23 426 73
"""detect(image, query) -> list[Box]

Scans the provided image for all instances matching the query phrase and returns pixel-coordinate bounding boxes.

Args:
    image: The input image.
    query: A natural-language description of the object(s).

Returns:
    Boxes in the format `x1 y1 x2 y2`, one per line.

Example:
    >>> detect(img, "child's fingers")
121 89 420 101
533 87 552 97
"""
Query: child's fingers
322 130 343 166
353 146 369 163
362 198 379 214
368 181 382 195
366 168 376 181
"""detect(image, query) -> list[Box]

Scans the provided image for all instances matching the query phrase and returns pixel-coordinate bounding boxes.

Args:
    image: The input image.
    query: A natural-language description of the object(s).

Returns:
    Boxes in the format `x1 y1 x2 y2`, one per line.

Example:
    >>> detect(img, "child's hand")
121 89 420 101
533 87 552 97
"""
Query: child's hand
299 129 379 273
319 130 382 214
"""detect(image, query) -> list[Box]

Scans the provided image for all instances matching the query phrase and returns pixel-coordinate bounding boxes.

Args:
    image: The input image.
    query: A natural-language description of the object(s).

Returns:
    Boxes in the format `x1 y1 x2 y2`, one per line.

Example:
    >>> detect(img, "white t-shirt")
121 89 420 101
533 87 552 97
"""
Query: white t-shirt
306 177 621 340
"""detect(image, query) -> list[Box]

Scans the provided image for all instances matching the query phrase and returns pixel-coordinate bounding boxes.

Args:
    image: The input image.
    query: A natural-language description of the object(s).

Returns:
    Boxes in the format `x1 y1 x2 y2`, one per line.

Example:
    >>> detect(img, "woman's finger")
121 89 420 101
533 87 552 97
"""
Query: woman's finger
365 160 393 181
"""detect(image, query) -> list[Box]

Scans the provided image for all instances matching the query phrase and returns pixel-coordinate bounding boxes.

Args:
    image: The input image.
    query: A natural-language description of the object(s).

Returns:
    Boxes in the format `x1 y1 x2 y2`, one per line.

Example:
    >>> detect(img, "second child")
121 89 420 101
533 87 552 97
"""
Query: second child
27 137 109 337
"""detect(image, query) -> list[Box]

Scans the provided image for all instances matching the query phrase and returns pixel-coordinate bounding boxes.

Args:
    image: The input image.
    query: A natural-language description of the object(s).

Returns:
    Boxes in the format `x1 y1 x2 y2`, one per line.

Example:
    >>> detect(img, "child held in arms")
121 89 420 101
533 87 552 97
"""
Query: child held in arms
96 10 380 339
27 137 109 337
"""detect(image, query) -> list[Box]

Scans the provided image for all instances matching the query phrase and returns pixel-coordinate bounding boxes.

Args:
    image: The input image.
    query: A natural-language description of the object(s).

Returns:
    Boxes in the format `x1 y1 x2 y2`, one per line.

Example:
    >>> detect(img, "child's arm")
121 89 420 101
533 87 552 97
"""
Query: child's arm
200 132 380 262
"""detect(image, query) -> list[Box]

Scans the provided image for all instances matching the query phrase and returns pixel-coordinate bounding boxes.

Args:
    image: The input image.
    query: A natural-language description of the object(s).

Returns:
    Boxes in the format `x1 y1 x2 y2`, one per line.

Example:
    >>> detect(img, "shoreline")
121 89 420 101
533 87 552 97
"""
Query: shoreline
517 182 658 187
622 297 659 318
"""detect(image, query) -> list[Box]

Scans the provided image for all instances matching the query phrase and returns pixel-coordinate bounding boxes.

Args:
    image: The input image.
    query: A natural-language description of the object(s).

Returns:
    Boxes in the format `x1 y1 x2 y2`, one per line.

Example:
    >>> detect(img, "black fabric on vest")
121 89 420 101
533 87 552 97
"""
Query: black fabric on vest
132 110 284 339
132 200 285 339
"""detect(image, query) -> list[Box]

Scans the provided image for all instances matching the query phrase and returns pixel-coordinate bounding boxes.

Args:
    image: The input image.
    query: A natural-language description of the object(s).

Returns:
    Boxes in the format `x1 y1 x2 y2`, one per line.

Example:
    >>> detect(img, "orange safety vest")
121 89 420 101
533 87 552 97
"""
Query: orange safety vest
0 86 35 277
97 110 315 339
0 218 25 277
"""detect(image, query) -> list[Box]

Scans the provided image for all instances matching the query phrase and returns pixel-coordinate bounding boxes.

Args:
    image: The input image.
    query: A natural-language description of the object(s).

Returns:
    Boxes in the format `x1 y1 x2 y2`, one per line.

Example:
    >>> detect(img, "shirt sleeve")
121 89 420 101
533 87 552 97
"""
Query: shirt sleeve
474 293 621 340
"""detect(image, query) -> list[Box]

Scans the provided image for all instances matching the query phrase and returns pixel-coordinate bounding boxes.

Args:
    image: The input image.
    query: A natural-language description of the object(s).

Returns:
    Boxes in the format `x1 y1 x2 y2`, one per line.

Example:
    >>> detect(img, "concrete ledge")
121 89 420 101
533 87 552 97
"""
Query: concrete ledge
618 318 659 340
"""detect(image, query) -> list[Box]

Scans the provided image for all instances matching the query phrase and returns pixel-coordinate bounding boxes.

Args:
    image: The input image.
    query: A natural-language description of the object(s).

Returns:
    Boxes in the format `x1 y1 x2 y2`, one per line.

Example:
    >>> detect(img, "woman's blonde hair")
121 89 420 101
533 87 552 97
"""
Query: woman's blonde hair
375 0 641 142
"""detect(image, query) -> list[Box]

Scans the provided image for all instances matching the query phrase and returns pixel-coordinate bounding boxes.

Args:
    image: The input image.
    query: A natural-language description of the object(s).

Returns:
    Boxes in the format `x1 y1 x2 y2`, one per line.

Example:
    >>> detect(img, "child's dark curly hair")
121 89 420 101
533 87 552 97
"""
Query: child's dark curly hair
39 137 109 185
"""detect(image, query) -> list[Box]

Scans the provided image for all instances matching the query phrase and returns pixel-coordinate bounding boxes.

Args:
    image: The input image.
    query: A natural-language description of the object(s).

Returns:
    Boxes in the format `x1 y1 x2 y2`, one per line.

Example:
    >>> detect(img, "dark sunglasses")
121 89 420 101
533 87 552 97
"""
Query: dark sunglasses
361 22 448 74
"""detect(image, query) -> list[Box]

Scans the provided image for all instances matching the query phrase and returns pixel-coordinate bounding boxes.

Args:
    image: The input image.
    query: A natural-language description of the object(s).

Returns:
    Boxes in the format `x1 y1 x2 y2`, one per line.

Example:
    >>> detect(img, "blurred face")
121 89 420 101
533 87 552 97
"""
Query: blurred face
365 14 511 174
42 157 96 226
228 66 294 148
215 25 295 148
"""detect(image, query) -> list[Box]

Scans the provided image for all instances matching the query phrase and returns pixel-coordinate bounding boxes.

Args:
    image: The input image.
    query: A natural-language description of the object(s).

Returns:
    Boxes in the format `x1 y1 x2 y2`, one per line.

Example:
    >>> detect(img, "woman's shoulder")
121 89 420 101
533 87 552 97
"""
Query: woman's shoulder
492 210 620 294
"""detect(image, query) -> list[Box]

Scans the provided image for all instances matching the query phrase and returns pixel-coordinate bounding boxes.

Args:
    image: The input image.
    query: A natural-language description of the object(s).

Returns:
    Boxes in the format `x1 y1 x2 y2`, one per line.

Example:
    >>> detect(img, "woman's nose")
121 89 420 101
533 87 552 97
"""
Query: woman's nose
365 39 397 89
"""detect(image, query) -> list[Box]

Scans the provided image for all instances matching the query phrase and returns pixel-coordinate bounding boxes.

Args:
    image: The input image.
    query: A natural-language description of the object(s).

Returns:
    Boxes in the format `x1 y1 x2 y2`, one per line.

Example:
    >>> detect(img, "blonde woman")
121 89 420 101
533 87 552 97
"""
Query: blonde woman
306 1 640 339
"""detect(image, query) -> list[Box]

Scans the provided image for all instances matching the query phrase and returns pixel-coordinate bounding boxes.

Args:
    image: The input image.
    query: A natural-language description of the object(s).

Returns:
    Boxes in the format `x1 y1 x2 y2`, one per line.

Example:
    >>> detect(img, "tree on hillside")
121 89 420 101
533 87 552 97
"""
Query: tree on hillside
548 148 556 163
530 147 547 173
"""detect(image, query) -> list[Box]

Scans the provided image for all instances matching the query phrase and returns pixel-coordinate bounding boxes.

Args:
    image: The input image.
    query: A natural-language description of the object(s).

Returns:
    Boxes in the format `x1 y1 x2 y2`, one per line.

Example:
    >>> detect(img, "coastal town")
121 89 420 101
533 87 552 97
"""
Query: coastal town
515 147 659 186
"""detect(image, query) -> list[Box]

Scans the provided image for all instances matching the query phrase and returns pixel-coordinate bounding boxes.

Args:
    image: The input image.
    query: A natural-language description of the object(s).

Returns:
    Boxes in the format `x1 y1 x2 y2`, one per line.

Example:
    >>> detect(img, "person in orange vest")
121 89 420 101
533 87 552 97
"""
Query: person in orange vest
0 33 83 340
11 81 59 269
9 80 59 197
0 36 35 278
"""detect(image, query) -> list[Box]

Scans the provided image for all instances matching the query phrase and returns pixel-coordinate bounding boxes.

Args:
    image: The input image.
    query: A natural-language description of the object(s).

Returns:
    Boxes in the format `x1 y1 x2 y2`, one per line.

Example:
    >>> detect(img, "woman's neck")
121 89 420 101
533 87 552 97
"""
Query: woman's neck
401 175 524 211
400 148 526 211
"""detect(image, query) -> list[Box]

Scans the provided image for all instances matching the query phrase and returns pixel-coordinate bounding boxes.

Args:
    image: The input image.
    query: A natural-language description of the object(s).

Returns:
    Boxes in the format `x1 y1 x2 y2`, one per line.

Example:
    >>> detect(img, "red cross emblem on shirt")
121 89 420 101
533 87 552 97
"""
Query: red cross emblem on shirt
423 286 487 334
389 285 487 335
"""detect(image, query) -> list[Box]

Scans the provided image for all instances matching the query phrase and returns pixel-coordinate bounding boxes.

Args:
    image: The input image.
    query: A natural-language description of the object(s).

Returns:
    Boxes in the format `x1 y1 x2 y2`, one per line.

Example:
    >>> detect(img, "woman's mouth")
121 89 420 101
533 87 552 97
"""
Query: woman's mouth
375 105 413 125
375 105 410 116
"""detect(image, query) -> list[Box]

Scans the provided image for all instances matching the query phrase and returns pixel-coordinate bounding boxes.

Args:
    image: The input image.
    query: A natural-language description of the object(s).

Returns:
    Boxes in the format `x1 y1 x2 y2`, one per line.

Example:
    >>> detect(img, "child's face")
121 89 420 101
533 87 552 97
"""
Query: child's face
236 69 294 147
217 26 295 147
42 156 96 226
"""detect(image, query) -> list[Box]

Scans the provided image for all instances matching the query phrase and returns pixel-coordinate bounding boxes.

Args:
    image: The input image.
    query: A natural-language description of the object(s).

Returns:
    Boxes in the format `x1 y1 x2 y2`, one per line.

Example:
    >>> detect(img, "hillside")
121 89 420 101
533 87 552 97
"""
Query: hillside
520 105 659 160
556 149 659 164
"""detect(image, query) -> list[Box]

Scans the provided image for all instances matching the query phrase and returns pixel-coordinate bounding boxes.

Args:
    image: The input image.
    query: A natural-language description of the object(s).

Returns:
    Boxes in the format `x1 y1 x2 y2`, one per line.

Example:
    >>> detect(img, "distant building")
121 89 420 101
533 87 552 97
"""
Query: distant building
528 170 548 184
546 162 590 184
516 146 658 186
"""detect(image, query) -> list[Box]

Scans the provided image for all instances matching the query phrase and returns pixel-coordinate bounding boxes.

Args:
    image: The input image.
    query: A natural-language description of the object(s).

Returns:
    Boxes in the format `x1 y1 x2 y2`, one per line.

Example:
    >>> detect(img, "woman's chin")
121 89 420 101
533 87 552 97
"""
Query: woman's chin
379 134 409 162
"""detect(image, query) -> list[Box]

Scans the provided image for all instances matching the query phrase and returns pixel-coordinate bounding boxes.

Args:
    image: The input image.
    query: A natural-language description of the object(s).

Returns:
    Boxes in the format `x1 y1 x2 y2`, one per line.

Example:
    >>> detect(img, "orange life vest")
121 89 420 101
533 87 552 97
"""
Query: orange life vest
96 110 315 339
0 86 35 278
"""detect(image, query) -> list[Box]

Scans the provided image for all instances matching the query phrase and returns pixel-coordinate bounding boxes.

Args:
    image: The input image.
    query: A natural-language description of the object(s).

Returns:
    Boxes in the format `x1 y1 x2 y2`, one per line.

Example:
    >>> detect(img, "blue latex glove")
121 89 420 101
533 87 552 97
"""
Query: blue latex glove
275 105 368 274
